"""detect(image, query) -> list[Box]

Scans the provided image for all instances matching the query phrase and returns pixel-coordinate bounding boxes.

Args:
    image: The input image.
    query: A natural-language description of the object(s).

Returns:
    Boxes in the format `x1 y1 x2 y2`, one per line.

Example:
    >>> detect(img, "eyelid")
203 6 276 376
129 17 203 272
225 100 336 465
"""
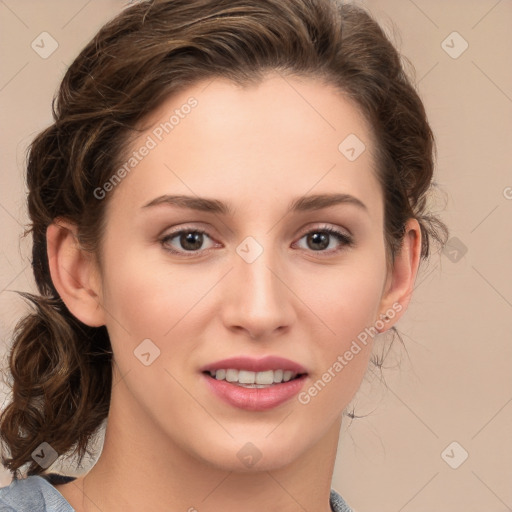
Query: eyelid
297 223 352 240
160 224 219 256
159 222 354 257
292 223 354 255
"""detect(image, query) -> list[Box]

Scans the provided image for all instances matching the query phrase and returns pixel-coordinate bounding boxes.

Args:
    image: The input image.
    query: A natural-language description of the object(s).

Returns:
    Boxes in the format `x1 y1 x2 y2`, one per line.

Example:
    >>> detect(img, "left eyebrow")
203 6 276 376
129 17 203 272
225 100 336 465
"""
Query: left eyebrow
141 192 368 215
288 193 368 213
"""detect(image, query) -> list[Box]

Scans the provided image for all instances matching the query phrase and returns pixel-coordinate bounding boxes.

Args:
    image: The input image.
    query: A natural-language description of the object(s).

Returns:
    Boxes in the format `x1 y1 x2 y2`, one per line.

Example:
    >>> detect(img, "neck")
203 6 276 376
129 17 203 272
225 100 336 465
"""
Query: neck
58 374 342 512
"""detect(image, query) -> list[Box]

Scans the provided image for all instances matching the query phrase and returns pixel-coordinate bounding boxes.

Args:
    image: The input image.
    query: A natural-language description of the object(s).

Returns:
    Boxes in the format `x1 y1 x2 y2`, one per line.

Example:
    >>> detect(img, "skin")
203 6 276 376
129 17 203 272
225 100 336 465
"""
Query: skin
47 73 421 512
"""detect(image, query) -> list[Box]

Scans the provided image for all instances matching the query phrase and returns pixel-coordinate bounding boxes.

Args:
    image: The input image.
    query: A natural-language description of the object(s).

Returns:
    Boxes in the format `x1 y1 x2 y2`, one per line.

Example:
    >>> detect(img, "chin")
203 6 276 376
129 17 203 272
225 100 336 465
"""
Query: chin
192 434 310 473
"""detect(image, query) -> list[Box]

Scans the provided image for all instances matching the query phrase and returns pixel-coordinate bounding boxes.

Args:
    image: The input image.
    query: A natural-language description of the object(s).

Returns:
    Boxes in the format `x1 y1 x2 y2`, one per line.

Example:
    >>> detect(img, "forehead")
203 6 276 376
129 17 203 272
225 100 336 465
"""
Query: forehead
105 73 383 221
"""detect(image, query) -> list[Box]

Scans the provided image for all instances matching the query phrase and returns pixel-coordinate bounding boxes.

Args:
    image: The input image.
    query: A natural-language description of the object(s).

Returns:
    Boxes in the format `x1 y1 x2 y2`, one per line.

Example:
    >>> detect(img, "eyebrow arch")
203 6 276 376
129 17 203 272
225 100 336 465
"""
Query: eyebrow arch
141 193 368 215
289 193 368 213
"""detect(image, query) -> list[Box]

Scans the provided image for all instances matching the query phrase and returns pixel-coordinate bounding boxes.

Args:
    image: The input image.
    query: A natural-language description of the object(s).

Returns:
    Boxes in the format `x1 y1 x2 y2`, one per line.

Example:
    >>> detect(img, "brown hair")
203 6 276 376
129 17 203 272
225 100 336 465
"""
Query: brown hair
0 0 448 479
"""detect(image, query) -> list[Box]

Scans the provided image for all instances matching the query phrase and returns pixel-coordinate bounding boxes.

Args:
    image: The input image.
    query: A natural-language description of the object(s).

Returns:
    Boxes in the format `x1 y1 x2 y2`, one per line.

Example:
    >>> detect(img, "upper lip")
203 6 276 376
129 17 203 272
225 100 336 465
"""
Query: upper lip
200 356 308 374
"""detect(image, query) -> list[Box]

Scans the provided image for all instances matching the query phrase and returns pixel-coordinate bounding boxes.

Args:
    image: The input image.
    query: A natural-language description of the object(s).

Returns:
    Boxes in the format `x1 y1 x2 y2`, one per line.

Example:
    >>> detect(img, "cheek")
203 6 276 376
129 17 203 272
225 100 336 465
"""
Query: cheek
296 276 381 418
101 259 164 335
101 245 194 325
100 226 387 364
294 250 387 403
299 253 387 342
99 245 219 368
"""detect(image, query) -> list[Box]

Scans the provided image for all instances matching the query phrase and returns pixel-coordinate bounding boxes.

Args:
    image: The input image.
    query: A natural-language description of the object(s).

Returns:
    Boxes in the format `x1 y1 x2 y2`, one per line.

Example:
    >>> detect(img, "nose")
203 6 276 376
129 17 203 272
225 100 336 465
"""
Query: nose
220 242 296 340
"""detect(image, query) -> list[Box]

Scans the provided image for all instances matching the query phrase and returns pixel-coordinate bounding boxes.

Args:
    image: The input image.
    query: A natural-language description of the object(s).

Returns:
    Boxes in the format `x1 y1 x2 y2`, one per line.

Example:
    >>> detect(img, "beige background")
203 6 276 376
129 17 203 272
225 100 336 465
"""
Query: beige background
0 1 511 510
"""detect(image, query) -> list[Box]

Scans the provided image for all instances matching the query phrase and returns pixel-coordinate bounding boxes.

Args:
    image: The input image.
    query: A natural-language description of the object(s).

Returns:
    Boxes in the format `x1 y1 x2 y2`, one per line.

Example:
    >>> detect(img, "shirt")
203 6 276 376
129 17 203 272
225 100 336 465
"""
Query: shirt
0 473 354 511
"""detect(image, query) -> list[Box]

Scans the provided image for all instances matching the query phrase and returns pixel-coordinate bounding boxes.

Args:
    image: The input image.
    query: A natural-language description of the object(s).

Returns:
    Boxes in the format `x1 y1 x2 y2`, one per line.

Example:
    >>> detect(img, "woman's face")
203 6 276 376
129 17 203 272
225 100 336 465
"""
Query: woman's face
89 73 406 471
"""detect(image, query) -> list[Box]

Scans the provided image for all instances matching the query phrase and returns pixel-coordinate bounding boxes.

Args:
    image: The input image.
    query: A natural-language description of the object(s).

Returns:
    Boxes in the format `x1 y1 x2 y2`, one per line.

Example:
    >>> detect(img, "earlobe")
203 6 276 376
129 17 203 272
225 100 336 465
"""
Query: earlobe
46 219 106 327
377 218 422 331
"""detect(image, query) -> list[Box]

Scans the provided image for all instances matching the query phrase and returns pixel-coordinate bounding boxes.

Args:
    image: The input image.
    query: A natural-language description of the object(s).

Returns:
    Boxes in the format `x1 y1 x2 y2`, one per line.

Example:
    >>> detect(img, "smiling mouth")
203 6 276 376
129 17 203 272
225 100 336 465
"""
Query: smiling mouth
203 369 307 388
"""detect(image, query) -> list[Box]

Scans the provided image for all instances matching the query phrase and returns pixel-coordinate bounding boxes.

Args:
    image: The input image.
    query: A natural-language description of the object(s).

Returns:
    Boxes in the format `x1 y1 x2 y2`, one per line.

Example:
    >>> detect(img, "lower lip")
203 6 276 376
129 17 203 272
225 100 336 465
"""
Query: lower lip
202 373 308 411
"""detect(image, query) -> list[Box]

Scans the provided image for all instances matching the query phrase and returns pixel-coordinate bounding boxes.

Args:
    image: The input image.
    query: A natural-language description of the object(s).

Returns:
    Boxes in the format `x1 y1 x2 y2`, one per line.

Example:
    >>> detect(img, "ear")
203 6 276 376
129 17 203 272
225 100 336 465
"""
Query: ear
376 218 422 331
46 219 106 327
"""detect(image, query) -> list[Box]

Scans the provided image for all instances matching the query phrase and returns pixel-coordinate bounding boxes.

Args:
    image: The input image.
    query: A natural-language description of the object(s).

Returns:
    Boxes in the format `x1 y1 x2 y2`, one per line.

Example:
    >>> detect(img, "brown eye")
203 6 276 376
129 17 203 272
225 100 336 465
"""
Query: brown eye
295 227 353 254
306 232 330 251
178 231 204 251
161 229 215 255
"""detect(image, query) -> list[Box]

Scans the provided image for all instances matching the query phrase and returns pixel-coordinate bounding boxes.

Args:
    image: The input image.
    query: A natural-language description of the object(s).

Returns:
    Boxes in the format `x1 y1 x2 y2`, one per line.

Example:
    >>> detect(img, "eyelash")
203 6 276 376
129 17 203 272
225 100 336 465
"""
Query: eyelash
159 224 354 258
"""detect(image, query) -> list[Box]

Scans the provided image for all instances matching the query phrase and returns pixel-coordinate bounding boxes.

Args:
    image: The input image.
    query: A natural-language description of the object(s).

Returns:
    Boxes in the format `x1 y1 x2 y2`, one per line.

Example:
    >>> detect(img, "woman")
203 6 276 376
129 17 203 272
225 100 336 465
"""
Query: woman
0 0 447 510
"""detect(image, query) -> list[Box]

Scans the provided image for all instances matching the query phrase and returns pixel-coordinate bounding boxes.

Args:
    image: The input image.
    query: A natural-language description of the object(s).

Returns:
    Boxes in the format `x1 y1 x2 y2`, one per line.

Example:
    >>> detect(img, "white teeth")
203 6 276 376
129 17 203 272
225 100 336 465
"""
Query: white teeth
273 369 283 383
255 370 274 385
226 369 238 382
209 368 300 385
238 370 255 384
283 370 294 382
